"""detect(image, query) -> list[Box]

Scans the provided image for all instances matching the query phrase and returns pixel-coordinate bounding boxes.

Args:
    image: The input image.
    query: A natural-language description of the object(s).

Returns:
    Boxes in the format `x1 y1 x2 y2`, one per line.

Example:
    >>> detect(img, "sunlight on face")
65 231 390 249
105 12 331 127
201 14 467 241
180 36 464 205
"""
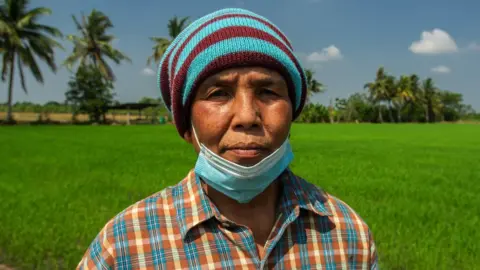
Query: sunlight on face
186 67 293 166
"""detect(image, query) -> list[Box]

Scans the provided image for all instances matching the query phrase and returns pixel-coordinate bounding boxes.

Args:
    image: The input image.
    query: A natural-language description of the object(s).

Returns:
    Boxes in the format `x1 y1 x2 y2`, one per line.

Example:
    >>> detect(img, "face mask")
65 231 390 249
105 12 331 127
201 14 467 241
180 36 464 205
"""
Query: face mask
191 125 294 203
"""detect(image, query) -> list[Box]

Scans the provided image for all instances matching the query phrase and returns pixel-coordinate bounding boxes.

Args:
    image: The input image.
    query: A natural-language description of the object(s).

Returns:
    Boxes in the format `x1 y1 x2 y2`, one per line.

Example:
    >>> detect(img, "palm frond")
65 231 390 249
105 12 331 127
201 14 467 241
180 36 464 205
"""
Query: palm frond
29 23 63 38
17 46 43 84
98 34 115 43
65 34 86 45
16 7 51 28
167 16 189 38
96 55 114 80
363 82 373 89
146 38 170 65
63 51 82 71
21 29 63 49
28 36 57 71
65 9 130 80
146 55 155 67
1 52 10 81
71 14 88 38
17 54 27 93
79 54 88 68
100 43 131 65
0 20 14 35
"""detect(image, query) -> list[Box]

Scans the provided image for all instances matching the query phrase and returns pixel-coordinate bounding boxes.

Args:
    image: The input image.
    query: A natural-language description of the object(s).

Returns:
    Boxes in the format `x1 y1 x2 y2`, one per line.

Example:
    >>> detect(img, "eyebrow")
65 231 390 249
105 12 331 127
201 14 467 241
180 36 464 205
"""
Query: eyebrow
211 76 238 87
206 75 284 88
247 77 278 88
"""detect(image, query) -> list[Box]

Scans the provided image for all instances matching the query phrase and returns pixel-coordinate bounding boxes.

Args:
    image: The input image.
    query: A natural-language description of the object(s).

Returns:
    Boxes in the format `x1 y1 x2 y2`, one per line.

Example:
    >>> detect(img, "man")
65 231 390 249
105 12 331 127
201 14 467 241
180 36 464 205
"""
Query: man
78 7 378 270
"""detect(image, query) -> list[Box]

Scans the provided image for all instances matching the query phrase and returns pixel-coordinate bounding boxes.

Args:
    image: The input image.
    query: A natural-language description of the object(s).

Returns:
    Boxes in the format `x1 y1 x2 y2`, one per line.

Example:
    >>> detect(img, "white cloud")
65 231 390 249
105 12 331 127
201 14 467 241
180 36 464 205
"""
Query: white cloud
141 67 155 76
467 42 480 51
431 65 451 74
294 52 308 61
409 29 458 54
307 45 343 62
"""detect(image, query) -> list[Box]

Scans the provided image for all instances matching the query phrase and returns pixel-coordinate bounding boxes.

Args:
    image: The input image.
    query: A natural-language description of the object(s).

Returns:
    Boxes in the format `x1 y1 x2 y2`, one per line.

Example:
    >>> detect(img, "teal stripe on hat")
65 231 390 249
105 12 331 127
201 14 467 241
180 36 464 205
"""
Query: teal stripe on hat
167 9 243 74
167 8 288 75
173 17 288 75
157 33 183 95
158 8 268 112
181 37 302 109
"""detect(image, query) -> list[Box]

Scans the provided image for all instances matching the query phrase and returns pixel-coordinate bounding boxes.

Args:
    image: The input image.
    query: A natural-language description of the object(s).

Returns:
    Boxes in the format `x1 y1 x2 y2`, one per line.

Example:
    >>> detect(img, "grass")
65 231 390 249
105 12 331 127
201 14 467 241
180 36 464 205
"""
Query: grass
0 124 479 269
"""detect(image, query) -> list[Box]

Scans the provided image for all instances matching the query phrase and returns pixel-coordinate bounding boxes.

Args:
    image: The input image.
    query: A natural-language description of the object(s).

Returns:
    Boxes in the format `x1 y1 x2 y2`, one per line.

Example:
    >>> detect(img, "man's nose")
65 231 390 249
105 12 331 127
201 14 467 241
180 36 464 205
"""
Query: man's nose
230 91 261 130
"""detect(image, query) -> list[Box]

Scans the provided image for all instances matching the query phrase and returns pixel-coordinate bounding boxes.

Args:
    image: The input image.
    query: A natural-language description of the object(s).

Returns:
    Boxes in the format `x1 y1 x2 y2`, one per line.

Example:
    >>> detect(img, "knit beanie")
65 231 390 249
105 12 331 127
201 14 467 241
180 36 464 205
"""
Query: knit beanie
157 8 307 137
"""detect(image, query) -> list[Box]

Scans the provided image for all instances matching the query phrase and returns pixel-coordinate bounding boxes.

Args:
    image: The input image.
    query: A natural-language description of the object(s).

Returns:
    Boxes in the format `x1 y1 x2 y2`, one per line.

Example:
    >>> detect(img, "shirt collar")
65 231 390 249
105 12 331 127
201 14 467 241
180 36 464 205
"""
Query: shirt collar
278 169 332 217
173 170 216 240
175 169 332 240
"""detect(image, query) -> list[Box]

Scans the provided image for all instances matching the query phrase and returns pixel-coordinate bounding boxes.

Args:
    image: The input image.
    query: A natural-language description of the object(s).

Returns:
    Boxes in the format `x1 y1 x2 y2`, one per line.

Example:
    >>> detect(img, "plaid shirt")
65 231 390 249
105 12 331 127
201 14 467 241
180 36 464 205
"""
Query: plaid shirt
78 169 378 269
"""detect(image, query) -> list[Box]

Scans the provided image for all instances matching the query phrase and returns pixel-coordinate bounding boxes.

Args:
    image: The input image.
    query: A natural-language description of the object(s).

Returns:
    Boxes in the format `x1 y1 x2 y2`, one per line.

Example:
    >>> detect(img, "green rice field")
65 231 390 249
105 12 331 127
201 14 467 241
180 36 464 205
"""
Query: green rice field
1 124 479 269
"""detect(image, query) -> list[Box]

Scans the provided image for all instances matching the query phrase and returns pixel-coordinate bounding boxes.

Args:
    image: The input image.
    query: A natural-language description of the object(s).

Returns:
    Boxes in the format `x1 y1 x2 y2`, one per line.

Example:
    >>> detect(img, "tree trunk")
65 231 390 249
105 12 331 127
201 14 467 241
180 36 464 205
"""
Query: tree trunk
397 107 402 123
378 106 383 123
92 55 98 67
427 101 434 123
387 102 394 123
424 105 429 123
407 101 415 122
6 52 15 123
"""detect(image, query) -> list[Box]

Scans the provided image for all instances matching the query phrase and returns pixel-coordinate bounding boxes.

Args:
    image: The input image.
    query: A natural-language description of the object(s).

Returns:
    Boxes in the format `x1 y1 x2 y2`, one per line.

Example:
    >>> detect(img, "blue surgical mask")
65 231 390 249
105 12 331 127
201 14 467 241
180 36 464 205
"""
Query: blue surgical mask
191 126 294 203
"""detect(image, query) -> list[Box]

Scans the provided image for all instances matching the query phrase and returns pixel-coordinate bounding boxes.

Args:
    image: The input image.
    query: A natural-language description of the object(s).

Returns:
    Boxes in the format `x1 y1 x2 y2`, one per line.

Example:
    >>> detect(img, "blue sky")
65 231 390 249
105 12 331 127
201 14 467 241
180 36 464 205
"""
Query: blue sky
2 0 480 109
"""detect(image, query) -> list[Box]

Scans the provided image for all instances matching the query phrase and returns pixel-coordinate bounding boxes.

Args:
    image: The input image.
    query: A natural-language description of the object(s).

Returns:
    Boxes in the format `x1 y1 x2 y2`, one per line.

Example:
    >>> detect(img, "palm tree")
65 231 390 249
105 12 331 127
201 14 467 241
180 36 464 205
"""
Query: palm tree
345 93 367 122
305 69 325 104
384 75 397 122
64 9 131 81
364 67 389 123
328 98 335 124
407 74 420 122
420 78 441 123
392 75 415 122
147 16 190 66
0 0 63 123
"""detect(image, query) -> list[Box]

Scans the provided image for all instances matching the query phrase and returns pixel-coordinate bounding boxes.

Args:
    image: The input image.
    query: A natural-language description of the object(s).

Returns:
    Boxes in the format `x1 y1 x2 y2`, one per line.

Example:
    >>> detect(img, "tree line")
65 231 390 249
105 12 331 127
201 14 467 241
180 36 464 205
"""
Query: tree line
298 67 478 123
1 0 478 124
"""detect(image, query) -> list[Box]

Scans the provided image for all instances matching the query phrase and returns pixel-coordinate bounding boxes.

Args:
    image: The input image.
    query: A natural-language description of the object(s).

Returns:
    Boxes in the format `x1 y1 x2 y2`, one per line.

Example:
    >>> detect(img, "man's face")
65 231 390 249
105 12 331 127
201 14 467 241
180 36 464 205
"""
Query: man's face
184 66 293 166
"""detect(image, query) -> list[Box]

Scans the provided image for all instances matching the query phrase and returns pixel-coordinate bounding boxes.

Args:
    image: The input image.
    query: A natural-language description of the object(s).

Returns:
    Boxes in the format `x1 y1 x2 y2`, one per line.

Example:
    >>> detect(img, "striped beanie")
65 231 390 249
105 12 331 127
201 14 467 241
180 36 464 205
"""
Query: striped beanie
157 8 307 137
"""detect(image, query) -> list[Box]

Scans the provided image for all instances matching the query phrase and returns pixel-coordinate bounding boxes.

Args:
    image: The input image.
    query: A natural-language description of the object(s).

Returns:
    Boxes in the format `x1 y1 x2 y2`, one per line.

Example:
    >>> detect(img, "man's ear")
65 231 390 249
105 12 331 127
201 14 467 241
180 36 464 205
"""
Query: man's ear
184 129 193 144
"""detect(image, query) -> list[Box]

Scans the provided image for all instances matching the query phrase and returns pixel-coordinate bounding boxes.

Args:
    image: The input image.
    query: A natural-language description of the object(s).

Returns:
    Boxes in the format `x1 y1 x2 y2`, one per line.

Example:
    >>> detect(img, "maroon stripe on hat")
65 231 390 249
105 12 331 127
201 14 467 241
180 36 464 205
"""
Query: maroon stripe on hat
169 13 293 77
170 26 306 117
296 72 307 119
159 42 182 110
171 52 301 138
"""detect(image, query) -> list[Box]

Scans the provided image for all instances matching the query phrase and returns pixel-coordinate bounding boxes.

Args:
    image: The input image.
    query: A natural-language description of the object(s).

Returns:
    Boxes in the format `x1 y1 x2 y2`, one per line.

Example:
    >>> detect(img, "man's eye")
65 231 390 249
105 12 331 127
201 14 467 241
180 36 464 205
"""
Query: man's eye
259 88 277 96
207 89 230 99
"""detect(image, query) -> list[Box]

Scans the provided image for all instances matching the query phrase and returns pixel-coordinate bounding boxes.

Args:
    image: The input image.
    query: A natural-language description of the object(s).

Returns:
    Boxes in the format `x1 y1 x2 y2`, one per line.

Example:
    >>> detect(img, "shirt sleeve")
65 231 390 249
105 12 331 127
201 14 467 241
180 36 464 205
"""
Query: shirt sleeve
369 229 379 270
76 224 116 270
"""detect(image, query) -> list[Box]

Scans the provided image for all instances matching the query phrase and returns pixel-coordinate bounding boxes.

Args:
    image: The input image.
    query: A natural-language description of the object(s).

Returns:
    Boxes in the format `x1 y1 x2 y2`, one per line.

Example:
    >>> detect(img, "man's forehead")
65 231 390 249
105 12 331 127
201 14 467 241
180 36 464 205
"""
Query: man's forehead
204 67 286 85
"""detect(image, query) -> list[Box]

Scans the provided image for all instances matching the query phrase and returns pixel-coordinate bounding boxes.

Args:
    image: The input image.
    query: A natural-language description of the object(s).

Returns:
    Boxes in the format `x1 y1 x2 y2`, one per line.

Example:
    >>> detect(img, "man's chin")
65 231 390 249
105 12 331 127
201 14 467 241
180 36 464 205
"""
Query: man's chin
223 150 268 167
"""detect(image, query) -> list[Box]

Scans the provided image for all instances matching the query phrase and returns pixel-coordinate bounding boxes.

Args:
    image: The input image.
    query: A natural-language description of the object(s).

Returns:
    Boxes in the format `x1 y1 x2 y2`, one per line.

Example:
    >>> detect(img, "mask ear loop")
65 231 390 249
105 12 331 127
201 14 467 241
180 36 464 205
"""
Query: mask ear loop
191 122 201 147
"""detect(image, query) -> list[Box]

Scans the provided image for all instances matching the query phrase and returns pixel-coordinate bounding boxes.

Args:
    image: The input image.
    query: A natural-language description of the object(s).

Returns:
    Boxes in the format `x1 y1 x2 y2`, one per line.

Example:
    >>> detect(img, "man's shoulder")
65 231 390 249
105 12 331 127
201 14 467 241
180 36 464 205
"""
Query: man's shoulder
98 176 188 239
77 177 191 268
293 174 372 233
290 175 378 267
325 193 372 232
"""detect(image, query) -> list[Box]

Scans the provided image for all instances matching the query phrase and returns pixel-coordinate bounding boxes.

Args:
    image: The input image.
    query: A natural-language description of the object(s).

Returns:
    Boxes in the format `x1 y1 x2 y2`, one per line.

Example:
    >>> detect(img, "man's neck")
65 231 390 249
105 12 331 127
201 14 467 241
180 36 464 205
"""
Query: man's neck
201 180 282 246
